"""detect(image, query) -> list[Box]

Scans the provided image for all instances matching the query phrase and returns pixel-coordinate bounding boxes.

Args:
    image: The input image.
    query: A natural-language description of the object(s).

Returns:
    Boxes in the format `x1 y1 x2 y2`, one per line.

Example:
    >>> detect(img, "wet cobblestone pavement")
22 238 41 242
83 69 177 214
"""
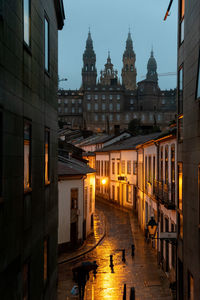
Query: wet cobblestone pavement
58 200 173 300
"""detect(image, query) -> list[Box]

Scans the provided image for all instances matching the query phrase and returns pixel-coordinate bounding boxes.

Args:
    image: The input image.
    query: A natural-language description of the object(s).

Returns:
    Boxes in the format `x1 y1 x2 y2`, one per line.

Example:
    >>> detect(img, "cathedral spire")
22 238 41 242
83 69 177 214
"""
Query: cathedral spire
82 30 97 88
121 31 137 90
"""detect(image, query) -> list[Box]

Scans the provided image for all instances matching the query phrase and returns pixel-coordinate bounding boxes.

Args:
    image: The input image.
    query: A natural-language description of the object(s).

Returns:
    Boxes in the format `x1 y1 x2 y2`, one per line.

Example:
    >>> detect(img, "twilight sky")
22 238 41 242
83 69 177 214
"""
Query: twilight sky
58 0 178 91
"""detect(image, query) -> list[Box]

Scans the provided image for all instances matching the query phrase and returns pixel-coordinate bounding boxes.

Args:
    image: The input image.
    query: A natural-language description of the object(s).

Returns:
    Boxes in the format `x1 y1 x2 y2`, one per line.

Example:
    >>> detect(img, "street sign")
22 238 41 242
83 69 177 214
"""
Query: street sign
160 232 177 239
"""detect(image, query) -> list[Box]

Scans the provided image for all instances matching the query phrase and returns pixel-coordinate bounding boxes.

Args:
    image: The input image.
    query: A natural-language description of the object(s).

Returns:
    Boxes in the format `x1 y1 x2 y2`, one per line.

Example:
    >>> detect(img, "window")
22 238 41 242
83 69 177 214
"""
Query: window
72 107 75 113
178 162 183 211
109 114 113 121
121 160 125 174
109 103 113 111
116 114 120 121
23 0 30 46
188 271 194 300
101 161 103 176
102 114 105 121
112 161 115 175
109 95 113 100
89 186 92 213
117 162 120 175
24 121 31 191
79 107 82 113
149 113 153 121
94 95 98 100
87 94 91 100
165 145 168 185
45 128 50 184
148 156 152 183
112 185 115 200
94 103 98 111
130 99 134 104
0 112 2 198
58 99 61 104
64 99 68 104
23 262 29 300
64 107 68 113
117 95 120 100
178 66 183 114
72 99 75 104
87 103 91 111
126 185 132 203
127 161 131 174
171 145 175 202
102 103 106 111
196 50 200 100
130 65 134 71
84 187 88 217
102 95 105 100
44 238 48 285
178 115 183 142
125 114 129 121
44 17 49 72
179 0 185 44
78 99 82 104
58 107 61 113
133 161 137 175
117 103 120 111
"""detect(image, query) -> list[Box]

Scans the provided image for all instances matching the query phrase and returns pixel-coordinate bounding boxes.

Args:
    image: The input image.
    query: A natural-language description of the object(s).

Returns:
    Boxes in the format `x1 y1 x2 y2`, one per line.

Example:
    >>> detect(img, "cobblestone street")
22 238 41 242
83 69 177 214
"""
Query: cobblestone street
58 200 173 300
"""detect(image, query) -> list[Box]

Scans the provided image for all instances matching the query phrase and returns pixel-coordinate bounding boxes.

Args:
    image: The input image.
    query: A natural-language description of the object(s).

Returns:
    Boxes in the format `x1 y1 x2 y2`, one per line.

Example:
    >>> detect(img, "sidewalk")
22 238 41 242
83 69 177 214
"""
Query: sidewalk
58 209 106 265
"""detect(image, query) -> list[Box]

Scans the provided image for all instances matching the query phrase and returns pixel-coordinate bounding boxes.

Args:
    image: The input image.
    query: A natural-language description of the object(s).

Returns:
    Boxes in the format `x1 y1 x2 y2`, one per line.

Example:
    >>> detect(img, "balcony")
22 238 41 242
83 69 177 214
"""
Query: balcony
153 180 176 210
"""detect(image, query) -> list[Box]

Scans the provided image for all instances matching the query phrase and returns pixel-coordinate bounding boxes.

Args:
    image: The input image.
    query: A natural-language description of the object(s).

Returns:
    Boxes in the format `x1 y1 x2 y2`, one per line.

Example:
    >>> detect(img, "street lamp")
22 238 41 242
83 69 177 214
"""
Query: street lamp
101 178 107 185
147 216 158 238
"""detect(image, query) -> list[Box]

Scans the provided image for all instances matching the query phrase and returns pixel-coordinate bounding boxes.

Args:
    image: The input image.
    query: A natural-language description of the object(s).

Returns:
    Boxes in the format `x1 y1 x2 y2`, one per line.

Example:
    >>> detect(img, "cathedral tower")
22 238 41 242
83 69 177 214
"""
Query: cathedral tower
82 30 97 88
146 49 158 83
100 51 118 86
121 31 137 90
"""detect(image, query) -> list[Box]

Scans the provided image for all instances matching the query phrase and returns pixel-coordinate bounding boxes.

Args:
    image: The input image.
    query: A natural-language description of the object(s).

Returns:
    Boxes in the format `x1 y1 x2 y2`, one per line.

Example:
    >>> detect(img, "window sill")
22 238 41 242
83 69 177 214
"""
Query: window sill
24 187 32 194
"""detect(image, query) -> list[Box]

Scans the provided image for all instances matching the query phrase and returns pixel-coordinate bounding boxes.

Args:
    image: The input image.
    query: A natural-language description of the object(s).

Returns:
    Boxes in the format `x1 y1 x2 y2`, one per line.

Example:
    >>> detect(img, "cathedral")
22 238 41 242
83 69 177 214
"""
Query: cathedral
58 31 176 133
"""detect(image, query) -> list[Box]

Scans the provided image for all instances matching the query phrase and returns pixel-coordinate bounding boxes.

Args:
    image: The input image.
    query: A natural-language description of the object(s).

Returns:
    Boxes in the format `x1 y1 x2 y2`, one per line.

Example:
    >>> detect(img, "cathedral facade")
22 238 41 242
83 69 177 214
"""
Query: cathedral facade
58 31 176 133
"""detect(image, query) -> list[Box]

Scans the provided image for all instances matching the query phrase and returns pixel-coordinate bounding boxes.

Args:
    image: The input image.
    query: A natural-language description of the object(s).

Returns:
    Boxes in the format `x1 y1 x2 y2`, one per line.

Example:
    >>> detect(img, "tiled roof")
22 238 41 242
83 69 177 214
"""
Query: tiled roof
58 156 95 176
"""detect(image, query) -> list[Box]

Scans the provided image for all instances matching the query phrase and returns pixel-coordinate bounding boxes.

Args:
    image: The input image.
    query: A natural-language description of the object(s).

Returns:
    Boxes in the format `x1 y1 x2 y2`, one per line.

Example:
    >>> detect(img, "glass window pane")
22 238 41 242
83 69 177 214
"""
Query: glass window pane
24 0 30 46
45 18 49 71
45 129 50 183
24 122 31 190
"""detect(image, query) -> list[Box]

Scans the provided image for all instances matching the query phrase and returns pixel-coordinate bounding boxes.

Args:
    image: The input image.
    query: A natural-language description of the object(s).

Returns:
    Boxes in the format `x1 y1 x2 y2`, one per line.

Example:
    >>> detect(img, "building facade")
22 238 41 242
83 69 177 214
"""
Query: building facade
0 1 64 299
58 31 176 133
176 0 200 299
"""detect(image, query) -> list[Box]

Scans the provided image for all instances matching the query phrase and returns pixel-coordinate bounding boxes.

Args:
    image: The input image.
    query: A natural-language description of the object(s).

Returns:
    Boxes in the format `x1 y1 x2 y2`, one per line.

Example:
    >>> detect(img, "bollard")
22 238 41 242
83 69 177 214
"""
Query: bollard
122 249 126 262
130 287 135 300
131 244 135 257
123 283 126 300
110 254 114 267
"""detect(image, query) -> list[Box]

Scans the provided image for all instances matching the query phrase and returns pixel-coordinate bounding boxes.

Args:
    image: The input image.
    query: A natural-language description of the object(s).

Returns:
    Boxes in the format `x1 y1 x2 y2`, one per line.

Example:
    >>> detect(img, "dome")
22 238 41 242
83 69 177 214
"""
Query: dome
147 50 157 72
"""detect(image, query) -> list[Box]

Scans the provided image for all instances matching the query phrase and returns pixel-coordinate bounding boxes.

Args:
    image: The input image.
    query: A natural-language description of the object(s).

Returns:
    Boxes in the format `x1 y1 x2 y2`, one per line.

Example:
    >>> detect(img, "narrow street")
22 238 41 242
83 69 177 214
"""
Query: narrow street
58 201 173 300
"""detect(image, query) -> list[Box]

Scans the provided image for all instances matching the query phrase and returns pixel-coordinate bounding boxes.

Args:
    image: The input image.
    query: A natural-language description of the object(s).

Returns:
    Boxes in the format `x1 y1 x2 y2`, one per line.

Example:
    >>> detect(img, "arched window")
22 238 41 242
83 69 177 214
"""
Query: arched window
91 64 94 71
130 65 134 71
85 64 88 71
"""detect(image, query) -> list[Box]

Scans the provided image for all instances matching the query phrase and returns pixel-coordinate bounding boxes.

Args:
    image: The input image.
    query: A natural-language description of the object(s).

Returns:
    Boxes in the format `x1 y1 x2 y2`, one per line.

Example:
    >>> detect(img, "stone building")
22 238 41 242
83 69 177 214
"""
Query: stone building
0 1 64 299
176 0 200 299
58 31 176 133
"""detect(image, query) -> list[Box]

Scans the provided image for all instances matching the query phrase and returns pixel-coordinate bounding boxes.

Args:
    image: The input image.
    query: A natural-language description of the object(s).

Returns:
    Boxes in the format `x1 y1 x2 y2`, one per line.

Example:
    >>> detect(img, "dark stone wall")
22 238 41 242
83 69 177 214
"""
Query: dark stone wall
0 0 60 299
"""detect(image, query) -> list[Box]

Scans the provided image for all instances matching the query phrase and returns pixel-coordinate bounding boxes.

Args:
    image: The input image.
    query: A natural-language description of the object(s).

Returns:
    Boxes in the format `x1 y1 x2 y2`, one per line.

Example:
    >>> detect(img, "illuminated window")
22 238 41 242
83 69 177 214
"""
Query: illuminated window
196 50 200 100
179 0 185 44
178 212 183 239
126 185 132 203
188 271 194 300
178 115 183 142
121 160 125 174
23 0 30 46
23 262 29 300
44 17 49 72
89 186 92 213
45 128 50 184
44 238 48 285
171 144 175 202
24 121 31 191
127 161 131 174
178 162 183 210
165 146 168 185
178 66 183 114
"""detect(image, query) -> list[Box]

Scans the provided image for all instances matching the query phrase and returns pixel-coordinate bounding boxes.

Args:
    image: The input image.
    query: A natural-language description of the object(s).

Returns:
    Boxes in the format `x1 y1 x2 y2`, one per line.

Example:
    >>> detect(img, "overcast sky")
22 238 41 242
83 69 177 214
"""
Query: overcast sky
58 0 178 91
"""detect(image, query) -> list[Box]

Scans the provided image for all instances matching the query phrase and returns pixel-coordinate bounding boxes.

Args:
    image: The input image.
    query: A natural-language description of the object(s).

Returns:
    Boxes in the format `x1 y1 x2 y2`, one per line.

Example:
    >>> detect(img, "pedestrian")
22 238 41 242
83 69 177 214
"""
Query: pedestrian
77 267 87 299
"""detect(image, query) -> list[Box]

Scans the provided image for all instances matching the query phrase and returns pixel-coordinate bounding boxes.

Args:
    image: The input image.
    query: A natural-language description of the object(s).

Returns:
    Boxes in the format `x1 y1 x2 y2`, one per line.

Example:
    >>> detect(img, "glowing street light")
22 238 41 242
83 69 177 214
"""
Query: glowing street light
101 179 107 185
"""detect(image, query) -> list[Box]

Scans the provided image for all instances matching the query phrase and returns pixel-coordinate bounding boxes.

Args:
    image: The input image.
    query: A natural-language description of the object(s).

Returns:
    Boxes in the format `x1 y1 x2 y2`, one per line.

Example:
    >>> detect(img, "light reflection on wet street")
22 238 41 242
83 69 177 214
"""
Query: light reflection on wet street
58 201 173 300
